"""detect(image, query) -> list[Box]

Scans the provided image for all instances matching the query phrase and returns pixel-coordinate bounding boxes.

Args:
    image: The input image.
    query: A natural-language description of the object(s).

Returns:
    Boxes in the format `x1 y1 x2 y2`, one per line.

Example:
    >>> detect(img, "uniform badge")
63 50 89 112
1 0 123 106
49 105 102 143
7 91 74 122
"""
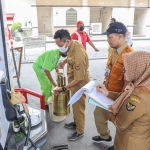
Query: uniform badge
104 68 110 77
126 102 136 111
75 66 80 70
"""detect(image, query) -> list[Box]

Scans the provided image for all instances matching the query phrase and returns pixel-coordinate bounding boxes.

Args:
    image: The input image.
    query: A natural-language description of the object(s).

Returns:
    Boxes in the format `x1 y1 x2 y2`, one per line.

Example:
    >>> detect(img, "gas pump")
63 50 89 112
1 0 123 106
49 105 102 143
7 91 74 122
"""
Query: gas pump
0 75 40 150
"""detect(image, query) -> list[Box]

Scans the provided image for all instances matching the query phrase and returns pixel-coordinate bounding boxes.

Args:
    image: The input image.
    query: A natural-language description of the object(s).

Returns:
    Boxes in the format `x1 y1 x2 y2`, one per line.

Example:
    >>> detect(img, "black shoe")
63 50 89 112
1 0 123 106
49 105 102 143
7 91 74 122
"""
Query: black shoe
68 131 84 141
92 135 112 143
65 122 76 129
108 146 114 150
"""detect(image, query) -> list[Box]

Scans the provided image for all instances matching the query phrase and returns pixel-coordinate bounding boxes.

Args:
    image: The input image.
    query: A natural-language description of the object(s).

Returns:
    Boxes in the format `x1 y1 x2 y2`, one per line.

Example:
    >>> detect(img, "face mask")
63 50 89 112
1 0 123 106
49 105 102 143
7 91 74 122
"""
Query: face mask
61 54 67 58
79 26 85 31
59 43 68 53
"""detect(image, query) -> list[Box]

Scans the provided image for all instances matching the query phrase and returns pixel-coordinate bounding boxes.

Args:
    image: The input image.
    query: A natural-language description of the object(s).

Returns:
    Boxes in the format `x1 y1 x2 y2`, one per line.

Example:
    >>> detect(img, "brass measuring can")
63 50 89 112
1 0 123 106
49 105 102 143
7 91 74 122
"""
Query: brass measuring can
52 71 70 116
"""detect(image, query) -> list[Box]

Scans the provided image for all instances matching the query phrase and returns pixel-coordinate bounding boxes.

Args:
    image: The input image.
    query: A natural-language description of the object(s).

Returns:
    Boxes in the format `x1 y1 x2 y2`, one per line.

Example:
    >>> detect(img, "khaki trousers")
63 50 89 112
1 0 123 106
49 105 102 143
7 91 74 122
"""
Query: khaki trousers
94 106 111 139
71 90 86 134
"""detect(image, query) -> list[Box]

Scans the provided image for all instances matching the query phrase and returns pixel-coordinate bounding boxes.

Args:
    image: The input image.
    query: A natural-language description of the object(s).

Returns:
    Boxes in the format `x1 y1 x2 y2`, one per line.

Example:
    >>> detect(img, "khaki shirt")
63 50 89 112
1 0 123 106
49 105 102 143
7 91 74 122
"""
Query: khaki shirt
109 87 150 150
67 40 90 91
111 42 128 65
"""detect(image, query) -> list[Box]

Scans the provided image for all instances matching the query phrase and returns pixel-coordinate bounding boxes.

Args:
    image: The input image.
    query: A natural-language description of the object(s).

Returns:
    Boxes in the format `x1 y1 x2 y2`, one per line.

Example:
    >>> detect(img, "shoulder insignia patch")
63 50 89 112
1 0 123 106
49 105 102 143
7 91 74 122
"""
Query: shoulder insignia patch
75 66 80 70
130 95 141 104
126 102 136 112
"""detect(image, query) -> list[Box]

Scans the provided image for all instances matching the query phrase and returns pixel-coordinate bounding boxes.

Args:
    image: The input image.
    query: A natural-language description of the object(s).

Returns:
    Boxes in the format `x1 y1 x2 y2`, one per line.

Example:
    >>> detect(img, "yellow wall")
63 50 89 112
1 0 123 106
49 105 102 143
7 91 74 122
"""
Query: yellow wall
36 0 150 7
36 0 82 6
88 0 130 6
135 0 149 7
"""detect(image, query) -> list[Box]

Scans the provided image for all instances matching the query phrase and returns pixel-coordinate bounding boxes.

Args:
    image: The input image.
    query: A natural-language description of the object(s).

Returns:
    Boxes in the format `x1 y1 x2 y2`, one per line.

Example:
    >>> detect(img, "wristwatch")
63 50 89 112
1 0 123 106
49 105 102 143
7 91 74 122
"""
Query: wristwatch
62 86 67 92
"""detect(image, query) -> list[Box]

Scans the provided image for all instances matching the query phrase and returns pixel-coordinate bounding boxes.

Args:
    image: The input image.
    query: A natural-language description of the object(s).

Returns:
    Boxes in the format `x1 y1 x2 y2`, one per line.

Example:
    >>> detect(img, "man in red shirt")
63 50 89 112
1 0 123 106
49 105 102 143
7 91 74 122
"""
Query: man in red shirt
71 21 99 51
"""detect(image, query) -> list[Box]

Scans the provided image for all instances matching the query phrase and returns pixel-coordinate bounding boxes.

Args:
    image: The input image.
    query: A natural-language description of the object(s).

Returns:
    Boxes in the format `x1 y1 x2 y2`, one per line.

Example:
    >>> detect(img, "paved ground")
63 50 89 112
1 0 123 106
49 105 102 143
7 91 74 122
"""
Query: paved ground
12 40 150 150
13 59 115 150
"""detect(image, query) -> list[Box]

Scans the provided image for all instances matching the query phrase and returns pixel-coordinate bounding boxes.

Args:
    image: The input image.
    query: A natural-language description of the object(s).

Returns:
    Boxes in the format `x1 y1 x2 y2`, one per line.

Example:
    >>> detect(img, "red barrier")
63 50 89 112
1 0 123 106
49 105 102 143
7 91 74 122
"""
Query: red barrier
14 88 45 110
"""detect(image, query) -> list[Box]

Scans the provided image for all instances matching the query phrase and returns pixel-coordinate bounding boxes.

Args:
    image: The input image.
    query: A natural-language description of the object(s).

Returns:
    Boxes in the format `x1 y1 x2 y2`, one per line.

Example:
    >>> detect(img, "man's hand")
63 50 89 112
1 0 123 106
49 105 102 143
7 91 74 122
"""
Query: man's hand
55 67 59 73
53 87 63 96
56 60 66 69
88 41 100 52
94 48 100 52
58 61 65 69
96 84 109 96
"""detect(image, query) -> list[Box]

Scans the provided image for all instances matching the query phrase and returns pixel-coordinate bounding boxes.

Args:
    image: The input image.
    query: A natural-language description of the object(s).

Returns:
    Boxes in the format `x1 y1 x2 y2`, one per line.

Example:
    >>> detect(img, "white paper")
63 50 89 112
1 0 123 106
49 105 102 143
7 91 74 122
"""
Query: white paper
85 87 114 108
68 81 114 109
68 81 96 105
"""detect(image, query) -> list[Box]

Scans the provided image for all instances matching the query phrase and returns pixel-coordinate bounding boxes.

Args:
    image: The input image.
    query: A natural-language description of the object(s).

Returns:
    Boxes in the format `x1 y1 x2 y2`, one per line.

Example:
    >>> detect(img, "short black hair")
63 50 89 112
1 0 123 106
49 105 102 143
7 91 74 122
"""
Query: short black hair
54 29 71 42
111 18 116 22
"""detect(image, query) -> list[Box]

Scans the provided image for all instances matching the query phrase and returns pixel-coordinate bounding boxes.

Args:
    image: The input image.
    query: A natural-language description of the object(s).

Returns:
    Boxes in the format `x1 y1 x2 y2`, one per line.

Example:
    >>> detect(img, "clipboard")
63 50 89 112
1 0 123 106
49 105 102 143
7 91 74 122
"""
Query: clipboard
85 88 114 112
88 97 111 112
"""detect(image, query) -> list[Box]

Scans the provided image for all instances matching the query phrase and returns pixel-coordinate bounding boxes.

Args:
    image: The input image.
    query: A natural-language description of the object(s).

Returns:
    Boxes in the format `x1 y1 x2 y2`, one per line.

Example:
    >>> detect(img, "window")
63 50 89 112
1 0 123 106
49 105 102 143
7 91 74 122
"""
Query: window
66 8 77 25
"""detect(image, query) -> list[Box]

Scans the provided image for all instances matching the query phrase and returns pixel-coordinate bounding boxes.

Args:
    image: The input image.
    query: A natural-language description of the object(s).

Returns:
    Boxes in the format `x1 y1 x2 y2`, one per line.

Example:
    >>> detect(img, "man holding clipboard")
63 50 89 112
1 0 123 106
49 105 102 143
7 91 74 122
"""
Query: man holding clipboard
92 22 134 150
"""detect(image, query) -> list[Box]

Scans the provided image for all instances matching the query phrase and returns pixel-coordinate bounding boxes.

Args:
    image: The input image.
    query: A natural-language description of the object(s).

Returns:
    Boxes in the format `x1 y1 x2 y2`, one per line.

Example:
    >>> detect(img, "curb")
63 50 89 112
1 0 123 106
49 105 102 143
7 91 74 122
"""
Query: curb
46 38 150 43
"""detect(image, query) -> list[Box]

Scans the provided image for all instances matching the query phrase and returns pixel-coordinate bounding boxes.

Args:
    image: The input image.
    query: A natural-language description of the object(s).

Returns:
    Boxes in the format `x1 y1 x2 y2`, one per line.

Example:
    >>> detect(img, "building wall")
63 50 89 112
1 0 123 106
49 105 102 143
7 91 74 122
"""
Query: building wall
37 7 53 36
5 0 38 36
5 0 37 27
134 9 148 35
36 0 82 6
90 9 101 23
4 0 150 37
112 8 135 35
145 9 150 37
101 8 112 32
53 7 90 35
87 0 130 6
135 0 149 7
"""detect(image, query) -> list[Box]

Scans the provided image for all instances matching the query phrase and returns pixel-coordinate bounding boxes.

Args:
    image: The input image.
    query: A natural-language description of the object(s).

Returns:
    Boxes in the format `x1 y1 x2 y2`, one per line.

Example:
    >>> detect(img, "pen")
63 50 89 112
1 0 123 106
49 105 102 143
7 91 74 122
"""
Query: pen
99 81 109 88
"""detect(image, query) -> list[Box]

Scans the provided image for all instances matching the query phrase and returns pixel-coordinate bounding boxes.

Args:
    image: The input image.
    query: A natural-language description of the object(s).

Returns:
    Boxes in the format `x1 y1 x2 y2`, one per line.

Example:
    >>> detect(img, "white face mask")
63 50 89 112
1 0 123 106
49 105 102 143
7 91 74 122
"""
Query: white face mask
59 43 68 53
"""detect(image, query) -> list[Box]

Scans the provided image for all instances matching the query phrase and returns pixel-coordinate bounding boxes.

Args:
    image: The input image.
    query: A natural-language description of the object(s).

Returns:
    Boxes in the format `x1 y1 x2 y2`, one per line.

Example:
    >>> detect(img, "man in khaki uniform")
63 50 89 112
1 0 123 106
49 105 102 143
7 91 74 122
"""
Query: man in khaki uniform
92 22 133 150
53 29 90 141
